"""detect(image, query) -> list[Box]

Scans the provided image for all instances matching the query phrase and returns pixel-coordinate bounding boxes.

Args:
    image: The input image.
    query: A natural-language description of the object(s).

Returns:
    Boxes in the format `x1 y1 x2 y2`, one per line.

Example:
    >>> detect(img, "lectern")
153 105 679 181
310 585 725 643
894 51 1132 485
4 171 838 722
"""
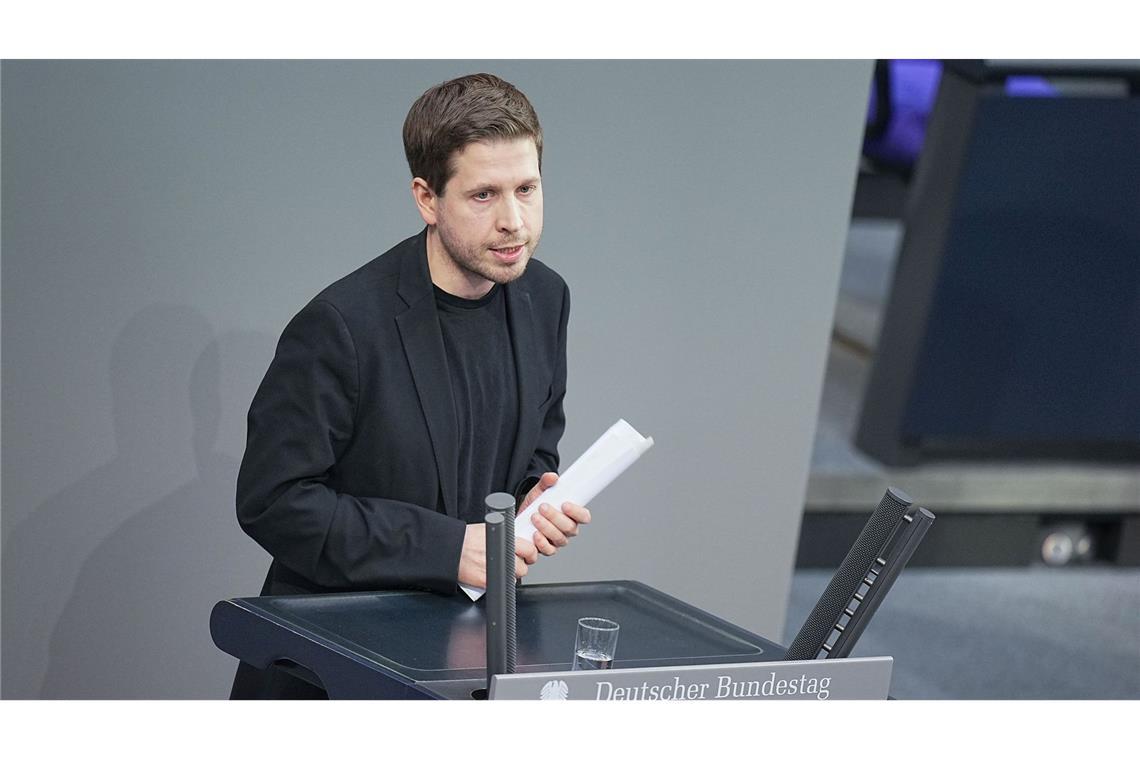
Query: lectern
211 580 785 700
215 488 928 699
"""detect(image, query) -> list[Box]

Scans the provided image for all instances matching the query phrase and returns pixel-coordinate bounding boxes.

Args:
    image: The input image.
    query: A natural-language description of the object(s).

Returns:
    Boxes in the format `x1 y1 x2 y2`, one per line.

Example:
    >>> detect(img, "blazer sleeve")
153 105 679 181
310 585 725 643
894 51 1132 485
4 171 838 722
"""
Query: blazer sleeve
514 279 570 502
236 299 466 595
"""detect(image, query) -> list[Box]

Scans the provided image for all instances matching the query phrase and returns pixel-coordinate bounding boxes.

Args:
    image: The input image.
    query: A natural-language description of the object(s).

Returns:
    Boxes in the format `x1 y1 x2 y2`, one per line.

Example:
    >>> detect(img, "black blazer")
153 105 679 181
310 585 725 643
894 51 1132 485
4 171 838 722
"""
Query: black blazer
237 229 570 597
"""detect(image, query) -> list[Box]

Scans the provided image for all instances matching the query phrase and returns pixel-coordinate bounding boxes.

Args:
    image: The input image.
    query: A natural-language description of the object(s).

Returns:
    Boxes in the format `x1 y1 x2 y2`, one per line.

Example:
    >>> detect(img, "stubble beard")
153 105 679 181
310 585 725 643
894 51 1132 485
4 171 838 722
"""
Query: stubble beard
436 218 539 287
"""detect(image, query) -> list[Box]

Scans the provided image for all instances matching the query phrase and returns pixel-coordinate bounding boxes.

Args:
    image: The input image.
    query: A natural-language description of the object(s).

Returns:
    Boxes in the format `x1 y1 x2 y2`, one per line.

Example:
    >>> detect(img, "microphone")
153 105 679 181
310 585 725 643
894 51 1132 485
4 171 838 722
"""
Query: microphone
485 511 509 683
484 492 518 674
786 487 932 660
827 506 935 658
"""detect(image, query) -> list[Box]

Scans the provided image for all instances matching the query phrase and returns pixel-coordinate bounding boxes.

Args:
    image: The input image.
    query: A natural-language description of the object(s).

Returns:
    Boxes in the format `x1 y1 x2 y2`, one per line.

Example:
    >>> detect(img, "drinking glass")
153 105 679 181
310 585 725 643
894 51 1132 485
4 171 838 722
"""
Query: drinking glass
572 617 619 671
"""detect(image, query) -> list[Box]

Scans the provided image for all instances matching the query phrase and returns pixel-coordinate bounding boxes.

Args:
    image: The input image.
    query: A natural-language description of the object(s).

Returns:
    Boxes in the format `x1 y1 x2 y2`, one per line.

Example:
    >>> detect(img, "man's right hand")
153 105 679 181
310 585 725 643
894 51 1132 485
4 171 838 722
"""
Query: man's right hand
458 523 539 589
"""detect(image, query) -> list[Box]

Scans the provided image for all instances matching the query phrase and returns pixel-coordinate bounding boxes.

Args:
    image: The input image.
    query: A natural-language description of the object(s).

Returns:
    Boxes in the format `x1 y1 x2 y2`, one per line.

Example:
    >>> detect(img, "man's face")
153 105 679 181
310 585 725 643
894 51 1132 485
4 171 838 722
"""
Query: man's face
433 137 543 288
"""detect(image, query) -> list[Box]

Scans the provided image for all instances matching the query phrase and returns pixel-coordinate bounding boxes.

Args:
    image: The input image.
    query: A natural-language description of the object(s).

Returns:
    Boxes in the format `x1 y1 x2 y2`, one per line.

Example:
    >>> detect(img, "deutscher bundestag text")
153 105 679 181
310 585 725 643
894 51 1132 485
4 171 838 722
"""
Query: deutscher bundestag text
594 673 832 700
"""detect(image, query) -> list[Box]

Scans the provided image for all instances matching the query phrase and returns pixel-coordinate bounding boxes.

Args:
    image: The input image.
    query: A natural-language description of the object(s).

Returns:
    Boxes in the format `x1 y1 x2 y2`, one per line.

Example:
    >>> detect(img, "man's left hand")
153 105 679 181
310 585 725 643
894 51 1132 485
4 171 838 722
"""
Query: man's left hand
520 472 591 557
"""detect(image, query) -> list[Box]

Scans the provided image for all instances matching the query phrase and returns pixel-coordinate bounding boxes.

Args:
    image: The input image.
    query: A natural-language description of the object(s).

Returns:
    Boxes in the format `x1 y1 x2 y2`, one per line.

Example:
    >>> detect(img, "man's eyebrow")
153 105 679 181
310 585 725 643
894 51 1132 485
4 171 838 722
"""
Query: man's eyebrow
465 178 541 194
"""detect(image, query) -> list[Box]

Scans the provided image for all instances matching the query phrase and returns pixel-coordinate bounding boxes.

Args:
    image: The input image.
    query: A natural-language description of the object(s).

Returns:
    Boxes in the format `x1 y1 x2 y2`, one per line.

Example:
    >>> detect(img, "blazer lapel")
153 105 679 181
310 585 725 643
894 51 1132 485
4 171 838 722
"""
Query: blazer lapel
505 281 543 489
395 232 460 519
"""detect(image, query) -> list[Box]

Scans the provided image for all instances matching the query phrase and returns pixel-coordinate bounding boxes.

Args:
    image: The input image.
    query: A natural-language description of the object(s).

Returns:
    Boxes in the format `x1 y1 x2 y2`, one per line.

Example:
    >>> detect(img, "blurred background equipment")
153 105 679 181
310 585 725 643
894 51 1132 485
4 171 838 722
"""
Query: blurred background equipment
856 60 1140 466
807 59 1140 571
789 60 1140 700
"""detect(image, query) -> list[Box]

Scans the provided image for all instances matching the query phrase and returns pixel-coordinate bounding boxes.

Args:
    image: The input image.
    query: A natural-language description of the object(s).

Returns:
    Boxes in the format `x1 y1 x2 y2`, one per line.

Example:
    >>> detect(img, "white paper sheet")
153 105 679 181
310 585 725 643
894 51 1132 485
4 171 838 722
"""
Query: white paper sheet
460 419 654 601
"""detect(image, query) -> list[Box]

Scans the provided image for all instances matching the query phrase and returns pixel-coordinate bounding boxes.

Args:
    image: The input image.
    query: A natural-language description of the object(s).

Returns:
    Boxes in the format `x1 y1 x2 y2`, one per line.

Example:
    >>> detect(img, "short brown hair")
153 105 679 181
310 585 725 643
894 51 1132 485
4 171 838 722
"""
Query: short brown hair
403 73 543 196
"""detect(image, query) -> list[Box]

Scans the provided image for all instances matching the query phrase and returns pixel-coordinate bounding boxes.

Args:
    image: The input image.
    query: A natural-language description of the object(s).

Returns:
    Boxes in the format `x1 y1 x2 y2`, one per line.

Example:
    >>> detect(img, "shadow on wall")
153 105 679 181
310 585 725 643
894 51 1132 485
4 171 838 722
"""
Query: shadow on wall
2 304 272 698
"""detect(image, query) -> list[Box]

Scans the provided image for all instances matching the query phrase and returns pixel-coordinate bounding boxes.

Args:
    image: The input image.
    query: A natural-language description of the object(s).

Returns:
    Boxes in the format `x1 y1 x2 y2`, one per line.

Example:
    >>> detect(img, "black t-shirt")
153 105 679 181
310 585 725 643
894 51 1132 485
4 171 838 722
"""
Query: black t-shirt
433 284 519 524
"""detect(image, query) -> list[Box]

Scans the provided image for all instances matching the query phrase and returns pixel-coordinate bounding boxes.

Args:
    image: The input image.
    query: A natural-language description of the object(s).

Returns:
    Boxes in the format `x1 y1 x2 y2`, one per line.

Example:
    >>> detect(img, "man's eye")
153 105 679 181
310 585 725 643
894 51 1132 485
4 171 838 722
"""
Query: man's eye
519 185 535 195
474 191 492 200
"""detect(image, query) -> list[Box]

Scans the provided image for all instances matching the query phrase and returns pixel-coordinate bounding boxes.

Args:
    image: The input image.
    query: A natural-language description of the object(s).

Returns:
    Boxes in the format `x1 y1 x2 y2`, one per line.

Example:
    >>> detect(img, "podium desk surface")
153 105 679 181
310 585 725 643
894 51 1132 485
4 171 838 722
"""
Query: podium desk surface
211 580 785 699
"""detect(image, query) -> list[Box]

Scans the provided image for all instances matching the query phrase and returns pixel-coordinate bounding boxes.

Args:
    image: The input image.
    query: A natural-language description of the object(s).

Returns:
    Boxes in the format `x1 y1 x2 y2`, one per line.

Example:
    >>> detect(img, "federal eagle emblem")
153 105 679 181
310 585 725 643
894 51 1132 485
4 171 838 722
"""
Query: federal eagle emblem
539 679 569 700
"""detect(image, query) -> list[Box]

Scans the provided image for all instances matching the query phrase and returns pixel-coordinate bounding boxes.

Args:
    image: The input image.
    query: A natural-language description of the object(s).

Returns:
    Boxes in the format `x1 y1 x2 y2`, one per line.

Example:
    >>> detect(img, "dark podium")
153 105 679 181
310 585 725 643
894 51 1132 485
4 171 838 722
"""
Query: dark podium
211 580 785 699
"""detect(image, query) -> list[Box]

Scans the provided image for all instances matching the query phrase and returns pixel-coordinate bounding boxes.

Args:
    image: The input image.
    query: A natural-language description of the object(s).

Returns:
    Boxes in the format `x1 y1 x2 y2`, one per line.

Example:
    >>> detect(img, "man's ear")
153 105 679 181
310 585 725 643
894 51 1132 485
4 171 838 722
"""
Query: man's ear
411 177 439 226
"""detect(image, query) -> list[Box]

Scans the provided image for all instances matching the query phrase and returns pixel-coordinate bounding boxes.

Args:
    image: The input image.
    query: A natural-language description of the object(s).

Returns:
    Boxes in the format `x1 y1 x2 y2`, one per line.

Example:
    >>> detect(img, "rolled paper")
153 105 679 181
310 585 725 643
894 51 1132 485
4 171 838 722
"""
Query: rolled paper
461 419 654 601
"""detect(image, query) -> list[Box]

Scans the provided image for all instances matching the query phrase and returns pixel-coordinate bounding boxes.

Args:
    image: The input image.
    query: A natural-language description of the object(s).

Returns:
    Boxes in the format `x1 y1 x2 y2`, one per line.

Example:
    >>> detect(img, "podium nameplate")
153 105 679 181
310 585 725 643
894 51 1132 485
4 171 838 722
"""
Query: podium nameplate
489 656 892 700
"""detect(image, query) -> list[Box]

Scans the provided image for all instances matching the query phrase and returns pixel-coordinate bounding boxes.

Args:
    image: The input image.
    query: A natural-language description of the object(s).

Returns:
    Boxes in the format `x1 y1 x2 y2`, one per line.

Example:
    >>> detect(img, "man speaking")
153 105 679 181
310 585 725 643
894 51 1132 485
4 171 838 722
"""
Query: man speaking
231 73 591 699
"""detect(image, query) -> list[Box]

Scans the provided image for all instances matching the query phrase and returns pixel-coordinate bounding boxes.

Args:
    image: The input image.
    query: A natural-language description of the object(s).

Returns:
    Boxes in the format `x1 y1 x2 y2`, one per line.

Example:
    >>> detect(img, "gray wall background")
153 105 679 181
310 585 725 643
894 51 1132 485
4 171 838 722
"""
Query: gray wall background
1 60 871 698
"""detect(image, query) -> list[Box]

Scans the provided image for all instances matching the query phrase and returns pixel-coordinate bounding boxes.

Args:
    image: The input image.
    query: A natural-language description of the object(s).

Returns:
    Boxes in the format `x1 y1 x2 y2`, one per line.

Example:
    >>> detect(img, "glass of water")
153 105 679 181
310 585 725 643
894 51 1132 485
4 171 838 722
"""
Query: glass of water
572 617 619 671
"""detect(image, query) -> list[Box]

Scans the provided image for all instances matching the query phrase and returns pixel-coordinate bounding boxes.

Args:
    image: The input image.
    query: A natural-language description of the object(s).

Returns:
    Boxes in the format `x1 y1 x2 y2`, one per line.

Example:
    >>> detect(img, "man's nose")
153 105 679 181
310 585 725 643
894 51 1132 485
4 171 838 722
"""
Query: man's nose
497 197 523 234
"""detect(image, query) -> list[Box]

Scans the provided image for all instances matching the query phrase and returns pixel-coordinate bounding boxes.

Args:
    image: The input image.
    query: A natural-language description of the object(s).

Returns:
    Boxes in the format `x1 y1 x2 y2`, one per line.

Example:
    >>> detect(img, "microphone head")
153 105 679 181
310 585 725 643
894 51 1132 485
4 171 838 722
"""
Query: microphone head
484 492 516 514
884 486 913 508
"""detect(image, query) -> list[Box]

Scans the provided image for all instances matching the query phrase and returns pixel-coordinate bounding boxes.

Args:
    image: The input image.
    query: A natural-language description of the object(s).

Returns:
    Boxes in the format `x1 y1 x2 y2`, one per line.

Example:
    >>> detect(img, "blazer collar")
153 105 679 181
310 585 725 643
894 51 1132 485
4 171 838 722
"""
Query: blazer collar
395 230 459 517
393 229 542 518
396 228 434 309
504 283 542 492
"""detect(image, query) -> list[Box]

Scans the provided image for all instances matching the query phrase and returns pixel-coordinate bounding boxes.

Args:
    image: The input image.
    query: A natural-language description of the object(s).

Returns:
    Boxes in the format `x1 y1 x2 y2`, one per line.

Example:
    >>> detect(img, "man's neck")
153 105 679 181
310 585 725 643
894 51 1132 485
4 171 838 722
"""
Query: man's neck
426 227 494 300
